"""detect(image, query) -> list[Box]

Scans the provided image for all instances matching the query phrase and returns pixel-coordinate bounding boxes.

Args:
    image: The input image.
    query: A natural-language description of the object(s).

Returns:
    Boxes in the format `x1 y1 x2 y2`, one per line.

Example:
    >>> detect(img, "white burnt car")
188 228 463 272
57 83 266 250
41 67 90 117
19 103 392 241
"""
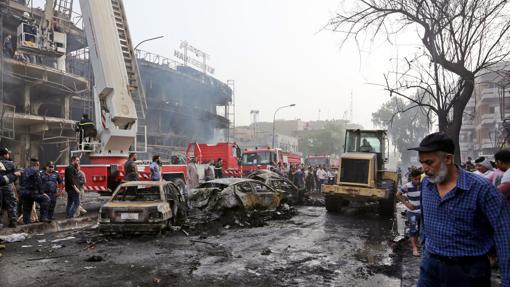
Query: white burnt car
188 178 282 212
98 181 186 233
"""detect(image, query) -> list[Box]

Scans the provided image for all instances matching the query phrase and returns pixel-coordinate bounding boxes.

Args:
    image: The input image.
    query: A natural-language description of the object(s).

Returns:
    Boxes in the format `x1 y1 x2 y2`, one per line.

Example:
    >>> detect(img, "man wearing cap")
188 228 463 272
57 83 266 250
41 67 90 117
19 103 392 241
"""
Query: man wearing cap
410 132 510 287
20 158 50 224
0 147 20 228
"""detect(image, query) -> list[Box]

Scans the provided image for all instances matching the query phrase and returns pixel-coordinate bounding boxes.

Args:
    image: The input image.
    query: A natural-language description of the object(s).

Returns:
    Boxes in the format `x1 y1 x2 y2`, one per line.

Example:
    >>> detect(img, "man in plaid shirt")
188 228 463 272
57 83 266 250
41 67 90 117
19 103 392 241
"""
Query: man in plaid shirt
409 132 510 287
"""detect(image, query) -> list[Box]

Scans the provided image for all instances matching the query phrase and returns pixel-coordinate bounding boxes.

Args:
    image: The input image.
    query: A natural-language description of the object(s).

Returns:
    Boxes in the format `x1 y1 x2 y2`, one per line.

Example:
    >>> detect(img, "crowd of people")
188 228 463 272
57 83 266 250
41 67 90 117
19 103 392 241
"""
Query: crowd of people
268 163 337 192
0 149 87 229
396 132 510 286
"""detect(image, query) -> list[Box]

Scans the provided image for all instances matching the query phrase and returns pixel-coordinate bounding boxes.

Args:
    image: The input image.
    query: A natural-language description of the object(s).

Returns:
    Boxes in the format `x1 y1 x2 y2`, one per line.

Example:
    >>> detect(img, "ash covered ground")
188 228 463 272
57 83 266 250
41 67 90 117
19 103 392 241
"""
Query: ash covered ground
0 205 402 287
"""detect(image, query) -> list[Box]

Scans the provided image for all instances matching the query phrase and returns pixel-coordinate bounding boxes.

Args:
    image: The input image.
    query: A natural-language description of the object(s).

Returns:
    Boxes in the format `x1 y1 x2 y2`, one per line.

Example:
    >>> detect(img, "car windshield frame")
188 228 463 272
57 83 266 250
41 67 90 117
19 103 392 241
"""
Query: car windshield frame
197 182 230 189
111 184 164 202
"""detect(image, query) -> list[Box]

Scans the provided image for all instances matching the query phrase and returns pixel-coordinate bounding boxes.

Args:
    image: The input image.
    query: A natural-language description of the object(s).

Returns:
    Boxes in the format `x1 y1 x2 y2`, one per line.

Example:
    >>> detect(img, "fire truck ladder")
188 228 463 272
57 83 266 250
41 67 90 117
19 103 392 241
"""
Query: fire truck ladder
110 0 147 151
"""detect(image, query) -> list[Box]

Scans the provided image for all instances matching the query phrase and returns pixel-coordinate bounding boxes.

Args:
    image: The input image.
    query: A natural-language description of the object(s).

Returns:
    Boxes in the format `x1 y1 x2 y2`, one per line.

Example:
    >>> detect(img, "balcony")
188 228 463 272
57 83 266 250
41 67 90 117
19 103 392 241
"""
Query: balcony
479 88 499 104
478 113 496 127
459 142 473 151
480 138 496 150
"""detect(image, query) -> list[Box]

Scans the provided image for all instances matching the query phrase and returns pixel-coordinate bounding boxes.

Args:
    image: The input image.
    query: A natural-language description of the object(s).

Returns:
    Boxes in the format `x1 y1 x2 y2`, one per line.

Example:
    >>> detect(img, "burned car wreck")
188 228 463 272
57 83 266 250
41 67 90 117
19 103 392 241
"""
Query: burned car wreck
246 170 305 205
98 181 187 233
188 178 282 213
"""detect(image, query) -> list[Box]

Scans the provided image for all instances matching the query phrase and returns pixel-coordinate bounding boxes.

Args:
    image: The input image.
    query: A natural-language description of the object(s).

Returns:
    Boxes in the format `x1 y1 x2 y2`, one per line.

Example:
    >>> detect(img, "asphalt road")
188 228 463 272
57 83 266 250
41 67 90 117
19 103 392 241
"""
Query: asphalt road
0 206 402 287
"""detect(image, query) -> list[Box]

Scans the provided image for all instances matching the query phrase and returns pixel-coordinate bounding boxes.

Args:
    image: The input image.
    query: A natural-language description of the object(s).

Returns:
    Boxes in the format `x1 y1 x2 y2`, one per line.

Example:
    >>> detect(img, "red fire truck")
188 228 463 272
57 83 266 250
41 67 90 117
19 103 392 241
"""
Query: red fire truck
185 142 242 177
57 0 190 195
241 147 302 176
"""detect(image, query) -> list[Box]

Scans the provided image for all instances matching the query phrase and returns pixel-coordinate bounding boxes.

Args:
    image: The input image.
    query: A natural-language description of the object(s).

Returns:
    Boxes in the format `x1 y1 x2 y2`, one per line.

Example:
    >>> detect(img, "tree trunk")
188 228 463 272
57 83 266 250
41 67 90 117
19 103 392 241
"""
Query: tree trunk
447 77 475 164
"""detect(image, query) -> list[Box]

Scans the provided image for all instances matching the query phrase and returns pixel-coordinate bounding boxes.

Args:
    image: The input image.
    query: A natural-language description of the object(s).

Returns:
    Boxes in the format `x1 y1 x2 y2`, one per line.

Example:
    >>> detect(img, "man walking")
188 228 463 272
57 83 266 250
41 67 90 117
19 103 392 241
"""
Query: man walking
396 168 422 257
409 132 510 287
0 147 19 228
20 158 50 224
65 156 80 218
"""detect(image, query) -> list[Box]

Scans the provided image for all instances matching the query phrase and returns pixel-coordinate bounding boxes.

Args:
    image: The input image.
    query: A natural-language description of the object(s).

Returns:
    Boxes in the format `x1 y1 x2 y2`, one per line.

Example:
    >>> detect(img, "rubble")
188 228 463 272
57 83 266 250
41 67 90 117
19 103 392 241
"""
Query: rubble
0 233 28 243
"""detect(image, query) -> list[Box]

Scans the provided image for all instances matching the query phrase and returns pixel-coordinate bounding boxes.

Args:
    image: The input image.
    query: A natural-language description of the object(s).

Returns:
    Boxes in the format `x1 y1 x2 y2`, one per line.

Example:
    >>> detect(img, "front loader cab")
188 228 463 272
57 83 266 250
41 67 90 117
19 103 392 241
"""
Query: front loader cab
344 129 387 170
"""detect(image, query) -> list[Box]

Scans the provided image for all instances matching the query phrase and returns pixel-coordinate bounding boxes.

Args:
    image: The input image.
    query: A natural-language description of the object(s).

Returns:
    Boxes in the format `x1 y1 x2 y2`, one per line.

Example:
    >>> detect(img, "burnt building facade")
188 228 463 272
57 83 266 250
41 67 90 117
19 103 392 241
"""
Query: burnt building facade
0 0 231 166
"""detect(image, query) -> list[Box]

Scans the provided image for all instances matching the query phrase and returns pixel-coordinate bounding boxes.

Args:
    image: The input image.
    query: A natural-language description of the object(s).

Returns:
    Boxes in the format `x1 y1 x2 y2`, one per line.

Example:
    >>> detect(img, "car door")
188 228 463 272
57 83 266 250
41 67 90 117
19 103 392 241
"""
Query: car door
249 181 280 209
233 181 258 209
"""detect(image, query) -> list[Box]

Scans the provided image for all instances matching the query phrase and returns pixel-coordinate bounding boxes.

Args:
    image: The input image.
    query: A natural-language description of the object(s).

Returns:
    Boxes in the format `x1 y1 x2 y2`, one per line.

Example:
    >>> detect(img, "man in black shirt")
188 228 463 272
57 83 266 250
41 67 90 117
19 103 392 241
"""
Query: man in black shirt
124 153 138 181
64 156 80 218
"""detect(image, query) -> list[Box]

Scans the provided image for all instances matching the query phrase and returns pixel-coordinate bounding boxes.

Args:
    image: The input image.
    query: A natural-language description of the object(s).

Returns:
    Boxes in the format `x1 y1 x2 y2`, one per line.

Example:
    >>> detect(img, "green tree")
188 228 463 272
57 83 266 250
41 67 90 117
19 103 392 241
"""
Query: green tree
297 121 354 156
372 97 430 166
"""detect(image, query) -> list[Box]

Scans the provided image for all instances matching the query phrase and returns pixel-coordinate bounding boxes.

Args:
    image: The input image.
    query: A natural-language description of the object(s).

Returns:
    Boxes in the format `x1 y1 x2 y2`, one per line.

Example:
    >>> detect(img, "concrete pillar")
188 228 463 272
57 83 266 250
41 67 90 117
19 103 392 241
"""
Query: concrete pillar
63 95 70 120
23 86 30 114
19 133 30 167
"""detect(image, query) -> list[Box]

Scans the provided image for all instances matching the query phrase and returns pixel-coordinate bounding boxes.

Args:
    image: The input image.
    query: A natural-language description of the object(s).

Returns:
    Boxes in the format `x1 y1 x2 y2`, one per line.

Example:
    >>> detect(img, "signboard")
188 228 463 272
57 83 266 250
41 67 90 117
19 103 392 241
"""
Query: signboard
174 41 215 75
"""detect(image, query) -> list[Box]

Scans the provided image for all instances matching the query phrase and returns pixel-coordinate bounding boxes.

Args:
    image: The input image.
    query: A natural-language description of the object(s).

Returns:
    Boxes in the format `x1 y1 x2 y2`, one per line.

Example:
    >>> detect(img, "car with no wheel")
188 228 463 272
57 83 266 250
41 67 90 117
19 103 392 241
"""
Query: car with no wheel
98 181 186 233
189 178 282 212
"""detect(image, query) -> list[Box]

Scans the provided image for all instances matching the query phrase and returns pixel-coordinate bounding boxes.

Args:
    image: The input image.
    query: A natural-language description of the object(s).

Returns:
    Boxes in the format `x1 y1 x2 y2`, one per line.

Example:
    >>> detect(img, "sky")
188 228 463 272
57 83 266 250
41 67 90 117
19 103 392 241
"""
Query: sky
35 0 420 128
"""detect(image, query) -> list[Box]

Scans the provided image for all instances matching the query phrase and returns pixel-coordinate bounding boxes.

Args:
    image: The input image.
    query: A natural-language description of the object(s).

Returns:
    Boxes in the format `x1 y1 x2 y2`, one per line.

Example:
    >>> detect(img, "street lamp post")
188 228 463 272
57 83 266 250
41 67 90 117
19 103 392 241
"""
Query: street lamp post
134 35 164 51
272 104 296 148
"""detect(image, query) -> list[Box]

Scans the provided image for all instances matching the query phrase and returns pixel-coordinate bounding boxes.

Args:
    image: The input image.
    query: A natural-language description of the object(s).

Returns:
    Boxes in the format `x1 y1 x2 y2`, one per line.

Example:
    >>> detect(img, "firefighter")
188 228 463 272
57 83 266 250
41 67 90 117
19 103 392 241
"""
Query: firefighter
76 114 96 149
41 161 62 220
214 158 223 179
0 147 20 228
20 158 50 224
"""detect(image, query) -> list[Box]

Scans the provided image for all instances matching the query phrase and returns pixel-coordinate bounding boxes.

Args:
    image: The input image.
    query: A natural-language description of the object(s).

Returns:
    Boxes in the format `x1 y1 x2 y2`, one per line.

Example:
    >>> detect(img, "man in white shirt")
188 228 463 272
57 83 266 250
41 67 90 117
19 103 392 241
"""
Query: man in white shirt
473 157 494 180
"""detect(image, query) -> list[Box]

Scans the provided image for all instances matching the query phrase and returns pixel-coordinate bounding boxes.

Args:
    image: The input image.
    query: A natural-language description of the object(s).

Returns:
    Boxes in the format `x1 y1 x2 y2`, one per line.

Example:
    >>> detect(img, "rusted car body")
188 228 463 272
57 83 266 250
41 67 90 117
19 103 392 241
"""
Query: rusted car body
188 178 282 212
98 181 185 233
246 170 304 204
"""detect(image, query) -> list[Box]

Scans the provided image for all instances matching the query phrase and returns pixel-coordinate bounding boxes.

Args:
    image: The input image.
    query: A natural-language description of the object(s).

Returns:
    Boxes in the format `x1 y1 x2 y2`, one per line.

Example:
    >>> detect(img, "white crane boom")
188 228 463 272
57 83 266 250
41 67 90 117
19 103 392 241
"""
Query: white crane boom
79 0 139 158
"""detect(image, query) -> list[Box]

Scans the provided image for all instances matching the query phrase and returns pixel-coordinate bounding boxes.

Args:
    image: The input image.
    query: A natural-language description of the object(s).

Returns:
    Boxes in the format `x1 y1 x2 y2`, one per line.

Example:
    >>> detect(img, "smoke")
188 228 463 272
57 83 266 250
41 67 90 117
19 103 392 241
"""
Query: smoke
139 61 232 157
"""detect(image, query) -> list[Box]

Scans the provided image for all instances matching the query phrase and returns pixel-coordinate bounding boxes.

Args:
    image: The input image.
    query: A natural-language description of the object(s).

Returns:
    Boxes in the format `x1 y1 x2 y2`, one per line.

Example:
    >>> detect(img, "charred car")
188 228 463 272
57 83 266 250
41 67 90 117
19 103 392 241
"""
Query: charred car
246 170 304 205
98 181 186 233
188 178 282 212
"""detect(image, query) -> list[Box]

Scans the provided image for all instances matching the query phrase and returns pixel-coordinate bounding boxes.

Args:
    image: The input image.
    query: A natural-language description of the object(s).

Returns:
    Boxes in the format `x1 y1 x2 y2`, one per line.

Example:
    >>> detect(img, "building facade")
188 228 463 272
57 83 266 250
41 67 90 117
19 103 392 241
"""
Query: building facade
460 66 510 161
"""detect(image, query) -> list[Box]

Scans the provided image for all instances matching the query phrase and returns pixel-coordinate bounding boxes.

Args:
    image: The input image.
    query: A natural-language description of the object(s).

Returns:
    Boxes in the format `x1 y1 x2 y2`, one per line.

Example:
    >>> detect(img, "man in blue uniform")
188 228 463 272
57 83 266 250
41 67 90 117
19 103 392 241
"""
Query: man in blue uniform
41 161 62 220
409 132 510 287
0 147 20 228
20 158 50 224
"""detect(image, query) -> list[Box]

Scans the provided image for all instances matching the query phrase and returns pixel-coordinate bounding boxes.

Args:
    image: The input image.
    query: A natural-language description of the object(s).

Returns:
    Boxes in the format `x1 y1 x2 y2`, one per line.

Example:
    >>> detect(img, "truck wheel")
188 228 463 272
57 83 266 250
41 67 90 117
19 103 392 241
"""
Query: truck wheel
325 195 348 213
378 180 396 217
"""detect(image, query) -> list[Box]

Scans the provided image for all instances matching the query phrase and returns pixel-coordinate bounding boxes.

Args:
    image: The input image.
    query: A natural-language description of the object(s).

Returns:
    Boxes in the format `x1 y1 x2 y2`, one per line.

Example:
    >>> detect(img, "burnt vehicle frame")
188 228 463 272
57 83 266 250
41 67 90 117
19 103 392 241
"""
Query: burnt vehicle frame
98 181 186 234
246 170 304 205
189 178 282 212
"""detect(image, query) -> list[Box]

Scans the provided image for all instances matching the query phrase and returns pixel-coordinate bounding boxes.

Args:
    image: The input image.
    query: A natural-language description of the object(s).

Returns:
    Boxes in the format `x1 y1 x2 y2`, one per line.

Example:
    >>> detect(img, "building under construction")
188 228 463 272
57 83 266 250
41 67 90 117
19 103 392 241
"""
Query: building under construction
0 0 232 166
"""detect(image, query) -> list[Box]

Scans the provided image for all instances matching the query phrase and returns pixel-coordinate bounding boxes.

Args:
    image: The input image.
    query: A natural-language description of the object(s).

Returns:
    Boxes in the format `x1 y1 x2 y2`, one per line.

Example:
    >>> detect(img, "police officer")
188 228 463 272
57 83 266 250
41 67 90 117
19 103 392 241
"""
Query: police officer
20 158 50 224
41 161 62 220
0 147 20 228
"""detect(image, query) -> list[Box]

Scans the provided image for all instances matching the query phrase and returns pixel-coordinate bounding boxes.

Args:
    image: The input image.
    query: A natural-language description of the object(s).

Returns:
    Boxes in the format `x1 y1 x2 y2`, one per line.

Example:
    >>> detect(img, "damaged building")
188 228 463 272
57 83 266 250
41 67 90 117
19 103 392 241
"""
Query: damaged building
0 0 232 166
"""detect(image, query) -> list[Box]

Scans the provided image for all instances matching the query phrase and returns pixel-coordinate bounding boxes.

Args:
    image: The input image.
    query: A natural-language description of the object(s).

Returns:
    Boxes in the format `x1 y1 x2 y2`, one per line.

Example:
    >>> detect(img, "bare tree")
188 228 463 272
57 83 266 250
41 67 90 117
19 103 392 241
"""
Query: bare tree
330 0 510 163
